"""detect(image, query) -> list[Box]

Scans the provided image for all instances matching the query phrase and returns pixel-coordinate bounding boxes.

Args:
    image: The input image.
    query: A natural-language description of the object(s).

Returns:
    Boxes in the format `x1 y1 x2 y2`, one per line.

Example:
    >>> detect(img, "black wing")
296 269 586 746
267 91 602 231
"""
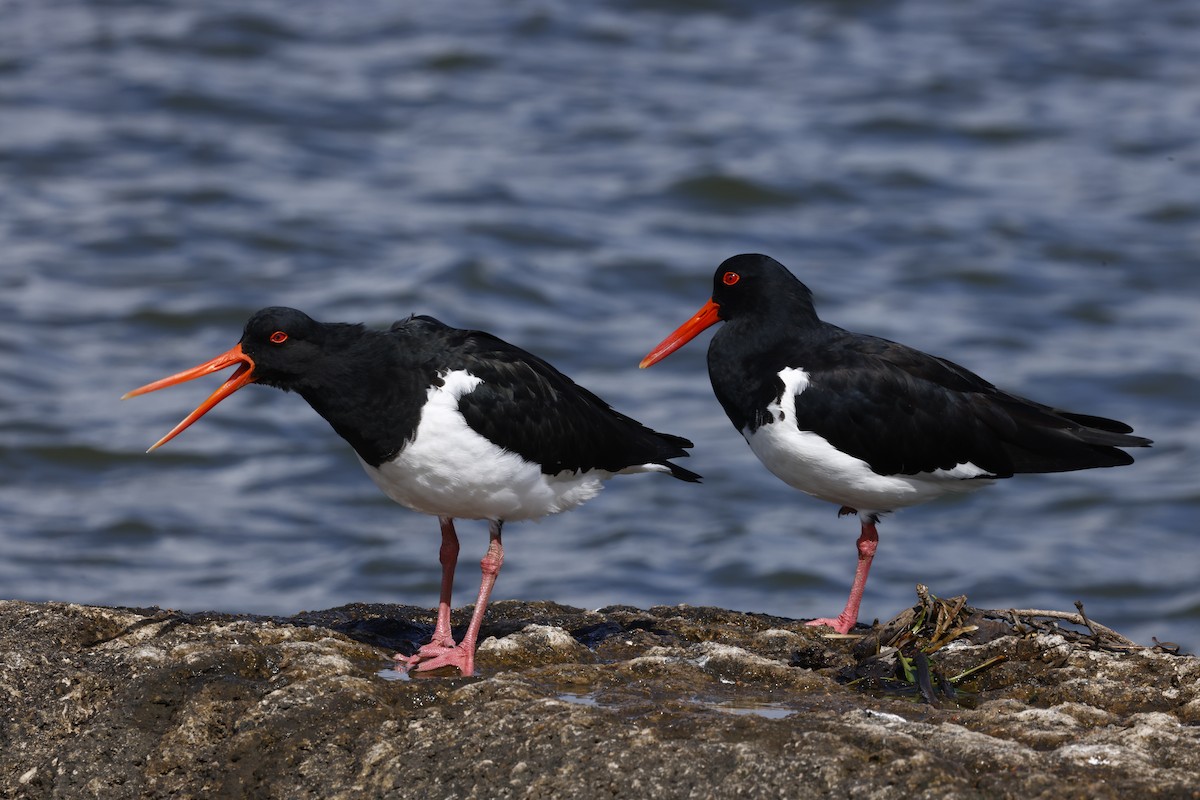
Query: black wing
790 331 1150 478
413 319 700 482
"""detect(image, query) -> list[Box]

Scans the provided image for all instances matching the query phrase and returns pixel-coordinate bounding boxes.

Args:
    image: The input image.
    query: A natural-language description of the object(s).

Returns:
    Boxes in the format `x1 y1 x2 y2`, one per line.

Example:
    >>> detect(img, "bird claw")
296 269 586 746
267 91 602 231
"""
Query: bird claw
395 642 475 677
805 616 856 635
415 634 458 657
393 633 476 676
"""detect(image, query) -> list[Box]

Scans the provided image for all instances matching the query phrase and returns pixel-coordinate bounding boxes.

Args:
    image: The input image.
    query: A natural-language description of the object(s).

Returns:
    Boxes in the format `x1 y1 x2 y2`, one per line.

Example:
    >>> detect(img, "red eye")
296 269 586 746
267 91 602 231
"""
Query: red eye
270 331 288 344
722 271 740 286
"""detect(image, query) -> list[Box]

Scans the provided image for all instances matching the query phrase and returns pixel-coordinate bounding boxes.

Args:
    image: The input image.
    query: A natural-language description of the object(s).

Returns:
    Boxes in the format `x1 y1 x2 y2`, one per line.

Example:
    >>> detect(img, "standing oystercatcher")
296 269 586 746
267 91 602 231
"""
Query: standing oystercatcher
640 254 1150 634
125 307 700 675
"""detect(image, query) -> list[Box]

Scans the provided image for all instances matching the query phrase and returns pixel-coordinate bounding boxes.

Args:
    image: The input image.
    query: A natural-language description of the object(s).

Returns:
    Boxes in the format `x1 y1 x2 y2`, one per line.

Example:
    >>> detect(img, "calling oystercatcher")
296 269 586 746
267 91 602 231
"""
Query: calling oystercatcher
125 307 700 675
640 254 1150 634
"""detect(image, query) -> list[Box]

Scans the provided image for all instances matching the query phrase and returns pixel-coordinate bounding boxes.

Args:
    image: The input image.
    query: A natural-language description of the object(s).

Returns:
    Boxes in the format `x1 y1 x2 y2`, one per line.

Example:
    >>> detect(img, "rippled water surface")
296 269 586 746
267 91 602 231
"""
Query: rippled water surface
3 1 1197 648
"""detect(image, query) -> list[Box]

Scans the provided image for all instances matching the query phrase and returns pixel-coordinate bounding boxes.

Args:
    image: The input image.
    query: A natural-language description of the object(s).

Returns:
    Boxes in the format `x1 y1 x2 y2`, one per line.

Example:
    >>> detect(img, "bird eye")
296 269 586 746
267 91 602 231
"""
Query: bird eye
722 271 740 286
270 331 288 344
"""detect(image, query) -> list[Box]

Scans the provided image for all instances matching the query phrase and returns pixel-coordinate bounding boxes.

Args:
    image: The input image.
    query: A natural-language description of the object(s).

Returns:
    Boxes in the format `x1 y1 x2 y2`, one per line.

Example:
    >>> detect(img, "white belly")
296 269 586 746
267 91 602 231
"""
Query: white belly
744 367 994 515
358 370 611 522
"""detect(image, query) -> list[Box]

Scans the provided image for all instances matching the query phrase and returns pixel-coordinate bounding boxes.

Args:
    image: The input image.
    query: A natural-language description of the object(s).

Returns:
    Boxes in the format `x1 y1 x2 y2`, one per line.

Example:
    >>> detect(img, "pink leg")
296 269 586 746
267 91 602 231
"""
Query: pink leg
396 517 461 668
427 517 461 647
806 519 879 634
403 520 505 677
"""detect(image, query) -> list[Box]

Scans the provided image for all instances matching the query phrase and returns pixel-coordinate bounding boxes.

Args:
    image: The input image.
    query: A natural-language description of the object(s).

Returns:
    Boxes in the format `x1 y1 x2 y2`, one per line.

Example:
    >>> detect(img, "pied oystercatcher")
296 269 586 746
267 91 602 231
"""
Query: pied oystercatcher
125 307 700 675
640 254 1150 634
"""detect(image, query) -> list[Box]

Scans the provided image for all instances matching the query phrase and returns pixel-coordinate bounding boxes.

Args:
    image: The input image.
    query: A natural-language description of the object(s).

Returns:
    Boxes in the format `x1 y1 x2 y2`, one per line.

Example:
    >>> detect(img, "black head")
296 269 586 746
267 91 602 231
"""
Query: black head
123 305 341 450
237 306 331 390
709 254 815 322
641 254 817 368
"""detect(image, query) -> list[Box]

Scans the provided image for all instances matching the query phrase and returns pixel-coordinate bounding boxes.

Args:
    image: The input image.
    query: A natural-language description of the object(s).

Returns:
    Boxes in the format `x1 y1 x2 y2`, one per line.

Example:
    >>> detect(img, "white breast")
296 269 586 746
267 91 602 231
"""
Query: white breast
357 369 611 522
743 367 994 516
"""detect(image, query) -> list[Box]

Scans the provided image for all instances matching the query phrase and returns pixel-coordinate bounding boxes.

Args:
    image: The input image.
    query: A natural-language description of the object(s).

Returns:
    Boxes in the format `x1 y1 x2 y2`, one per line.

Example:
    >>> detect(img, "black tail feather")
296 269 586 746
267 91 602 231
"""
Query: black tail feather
664 462 703 483
1001 401 1151 474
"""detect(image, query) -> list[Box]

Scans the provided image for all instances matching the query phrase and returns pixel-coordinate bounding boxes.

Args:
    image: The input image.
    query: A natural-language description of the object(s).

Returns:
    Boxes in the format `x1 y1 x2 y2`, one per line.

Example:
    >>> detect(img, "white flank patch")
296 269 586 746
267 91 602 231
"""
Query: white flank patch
743 367 993 515
358 369 612 521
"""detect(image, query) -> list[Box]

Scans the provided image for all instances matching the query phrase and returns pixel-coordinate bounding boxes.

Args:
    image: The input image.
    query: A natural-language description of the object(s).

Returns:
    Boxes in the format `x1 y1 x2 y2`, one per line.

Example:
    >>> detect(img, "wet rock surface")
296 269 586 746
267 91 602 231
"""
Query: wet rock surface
2 596 1198 799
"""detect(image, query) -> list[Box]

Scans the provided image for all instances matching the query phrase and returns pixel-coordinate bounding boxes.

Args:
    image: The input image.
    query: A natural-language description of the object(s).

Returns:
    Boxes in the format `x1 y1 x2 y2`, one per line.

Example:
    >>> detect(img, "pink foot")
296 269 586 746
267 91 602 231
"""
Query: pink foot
413 633 457 657
393 633 458 668
398 642 475 676
805 615 857 635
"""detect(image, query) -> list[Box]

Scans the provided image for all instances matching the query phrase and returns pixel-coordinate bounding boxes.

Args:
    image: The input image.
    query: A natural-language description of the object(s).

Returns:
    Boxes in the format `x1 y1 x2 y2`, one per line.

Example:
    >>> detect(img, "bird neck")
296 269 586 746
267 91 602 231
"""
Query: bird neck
707 303 824 434
292 333 435 468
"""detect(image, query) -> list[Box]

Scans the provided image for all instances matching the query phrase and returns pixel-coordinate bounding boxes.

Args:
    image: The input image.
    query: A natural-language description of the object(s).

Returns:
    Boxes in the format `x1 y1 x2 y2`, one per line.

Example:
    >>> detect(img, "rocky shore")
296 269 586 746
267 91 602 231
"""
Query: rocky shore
2 592 1197 799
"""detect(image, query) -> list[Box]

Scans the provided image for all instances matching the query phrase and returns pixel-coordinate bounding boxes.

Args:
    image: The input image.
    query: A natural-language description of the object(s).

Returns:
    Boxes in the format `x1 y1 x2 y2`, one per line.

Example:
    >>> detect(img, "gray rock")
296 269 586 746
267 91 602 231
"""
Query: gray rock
1 597 1197 799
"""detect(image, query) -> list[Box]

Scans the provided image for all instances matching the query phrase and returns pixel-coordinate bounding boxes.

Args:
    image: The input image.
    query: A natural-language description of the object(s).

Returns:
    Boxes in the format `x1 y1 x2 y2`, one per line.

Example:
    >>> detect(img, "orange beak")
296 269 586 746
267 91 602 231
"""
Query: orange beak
639 298 722 368
122 344 257 452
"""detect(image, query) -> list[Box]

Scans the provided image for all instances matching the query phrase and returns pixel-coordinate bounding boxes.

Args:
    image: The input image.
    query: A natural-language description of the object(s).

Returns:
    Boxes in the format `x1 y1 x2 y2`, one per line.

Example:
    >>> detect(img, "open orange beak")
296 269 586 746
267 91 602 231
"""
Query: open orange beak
122 344 257 452
639 298 722 368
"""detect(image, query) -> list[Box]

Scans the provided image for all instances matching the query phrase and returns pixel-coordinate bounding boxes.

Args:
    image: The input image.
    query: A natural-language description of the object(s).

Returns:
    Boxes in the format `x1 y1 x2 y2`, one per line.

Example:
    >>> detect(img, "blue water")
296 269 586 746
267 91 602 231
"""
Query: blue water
2 1 1197 649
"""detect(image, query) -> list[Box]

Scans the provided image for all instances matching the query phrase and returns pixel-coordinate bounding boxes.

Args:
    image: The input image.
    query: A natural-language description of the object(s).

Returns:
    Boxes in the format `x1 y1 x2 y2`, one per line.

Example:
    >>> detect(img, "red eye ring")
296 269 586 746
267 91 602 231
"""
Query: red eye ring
270 331 288 344
722 271 740 286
